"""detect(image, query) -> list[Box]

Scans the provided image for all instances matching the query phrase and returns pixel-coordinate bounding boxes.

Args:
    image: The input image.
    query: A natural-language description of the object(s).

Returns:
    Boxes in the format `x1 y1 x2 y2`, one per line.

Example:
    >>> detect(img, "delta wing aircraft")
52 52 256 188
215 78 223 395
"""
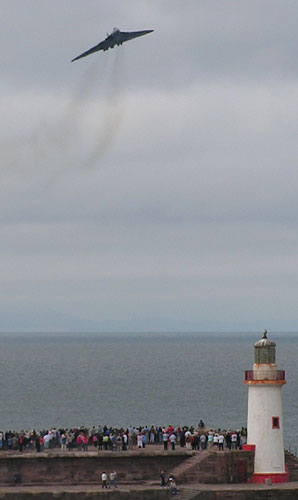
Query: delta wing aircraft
71 27 154 62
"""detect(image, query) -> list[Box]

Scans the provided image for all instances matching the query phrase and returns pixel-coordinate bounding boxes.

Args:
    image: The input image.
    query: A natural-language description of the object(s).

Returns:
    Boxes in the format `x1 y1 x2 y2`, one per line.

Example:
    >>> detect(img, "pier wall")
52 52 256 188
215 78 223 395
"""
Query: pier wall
0 452 297 499
0 450 255 486
0 452 187 485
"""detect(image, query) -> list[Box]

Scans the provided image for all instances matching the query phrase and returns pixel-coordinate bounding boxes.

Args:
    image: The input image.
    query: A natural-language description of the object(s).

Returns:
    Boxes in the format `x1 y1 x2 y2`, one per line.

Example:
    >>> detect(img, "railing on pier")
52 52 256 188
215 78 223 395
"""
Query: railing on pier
244 370 286 381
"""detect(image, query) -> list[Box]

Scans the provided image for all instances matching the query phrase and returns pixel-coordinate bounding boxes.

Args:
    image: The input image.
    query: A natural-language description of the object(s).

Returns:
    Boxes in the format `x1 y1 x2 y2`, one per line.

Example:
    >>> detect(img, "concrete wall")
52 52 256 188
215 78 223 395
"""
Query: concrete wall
199 451 255 484
0 452 187 485
0 450 255 486
0 452 296 499
173 451 254 484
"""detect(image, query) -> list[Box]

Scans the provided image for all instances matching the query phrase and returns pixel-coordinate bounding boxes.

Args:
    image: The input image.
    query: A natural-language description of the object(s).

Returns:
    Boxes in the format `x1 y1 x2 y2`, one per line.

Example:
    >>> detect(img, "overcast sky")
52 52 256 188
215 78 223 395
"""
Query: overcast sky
0 0 297 332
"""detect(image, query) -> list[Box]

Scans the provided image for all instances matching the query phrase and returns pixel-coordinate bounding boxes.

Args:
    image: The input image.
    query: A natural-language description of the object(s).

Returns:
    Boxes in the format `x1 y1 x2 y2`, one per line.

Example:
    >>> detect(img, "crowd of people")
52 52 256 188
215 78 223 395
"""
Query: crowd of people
0 421 247 453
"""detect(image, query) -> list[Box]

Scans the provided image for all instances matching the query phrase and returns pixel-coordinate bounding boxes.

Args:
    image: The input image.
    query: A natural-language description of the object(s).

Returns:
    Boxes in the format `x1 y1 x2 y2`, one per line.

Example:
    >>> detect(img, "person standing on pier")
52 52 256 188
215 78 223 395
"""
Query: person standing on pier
101 471 108 488
170 433 176 450
109 471 117 488
218 433 224 451
163 431 169 450
160 470 166 487
137 433 142 448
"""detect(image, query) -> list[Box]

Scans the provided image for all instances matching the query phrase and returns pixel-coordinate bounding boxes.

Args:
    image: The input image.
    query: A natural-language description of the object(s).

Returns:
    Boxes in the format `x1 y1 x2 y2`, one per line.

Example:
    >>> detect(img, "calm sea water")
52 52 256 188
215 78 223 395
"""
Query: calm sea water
0 332 297 449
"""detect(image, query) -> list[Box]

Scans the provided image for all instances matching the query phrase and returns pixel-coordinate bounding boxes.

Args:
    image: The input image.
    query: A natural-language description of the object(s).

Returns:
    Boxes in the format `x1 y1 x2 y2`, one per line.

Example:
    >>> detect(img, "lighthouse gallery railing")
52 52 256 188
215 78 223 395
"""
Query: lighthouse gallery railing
244 370 285 381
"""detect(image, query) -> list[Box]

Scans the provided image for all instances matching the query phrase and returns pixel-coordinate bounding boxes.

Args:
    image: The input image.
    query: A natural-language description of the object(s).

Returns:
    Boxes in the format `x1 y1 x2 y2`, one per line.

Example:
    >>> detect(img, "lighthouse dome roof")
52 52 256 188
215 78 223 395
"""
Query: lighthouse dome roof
254 329 276 348
254 330 276 364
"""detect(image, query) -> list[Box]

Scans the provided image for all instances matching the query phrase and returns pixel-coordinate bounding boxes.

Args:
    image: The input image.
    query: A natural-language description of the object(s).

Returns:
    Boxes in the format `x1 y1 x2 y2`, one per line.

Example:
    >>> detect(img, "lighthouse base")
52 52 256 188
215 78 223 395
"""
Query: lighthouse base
250 466 290 484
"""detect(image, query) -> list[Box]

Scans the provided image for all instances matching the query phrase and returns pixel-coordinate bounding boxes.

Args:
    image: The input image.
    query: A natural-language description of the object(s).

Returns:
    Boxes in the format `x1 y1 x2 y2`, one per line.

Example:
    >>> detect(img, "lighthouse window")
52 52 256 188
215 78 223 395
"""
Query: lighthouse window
272 417 280 429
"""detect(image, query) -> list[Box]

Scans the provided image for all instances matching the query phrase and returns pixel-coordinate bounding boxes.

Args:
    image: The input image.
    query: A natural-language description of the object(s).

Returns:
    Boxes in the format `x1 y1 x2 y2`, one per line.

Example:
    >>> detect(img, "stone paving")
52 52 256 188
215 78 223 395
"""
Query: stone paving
1 480 298 493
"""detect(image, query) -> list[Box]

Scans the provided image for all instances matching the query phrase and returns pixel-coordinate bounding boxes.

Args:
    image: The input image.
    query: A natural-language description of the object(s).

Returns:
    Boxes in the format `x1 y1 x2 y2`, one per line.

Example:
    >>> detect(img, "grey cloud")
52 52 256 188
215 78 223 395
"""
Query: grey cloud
2 79 296 224
1 0 297 94
0 1 297 331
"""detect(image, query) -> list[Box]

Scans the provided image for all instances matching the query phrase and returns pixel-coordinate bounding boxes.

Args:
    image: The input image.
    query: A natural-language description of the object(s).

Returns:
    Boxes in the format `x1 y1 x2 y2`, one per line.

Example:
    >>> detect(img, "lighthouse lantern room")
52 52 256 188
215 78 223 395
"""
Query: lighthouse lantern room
243 330 289 483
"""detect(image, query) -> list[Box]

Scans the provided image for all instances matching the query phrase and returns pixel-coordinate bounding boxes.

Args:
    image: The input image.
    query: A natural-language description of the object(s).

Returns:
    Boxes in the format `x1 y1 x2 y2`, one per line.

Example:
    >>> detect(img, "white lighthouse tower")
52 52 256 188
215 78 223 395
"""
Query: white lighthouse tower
243 330 289 483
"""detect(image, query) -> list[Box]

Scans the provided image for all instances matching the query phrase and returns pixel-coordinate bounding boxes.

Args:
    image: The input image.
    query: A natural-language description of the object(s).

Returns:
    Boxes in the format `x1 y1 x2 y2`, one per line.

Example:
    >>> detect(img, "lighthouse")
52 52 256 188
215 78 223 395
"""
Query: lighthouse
243 330 289 483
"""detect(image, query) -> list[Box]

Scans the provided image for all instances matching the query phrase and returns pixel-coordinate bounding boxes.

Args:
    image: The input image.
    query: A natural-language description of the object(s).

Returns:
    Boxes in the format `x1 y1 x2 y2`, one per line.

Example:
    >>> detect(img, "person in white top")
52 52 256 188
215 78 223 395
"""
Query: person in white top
213 434 219 448
218 434 224 451
184 430 191 449
231 432 237 450
43 433 50 449
101 472 108 488
163 432 169 450
109 471 117 488
169 476 178 495
137 434 143 448
169 433 176 451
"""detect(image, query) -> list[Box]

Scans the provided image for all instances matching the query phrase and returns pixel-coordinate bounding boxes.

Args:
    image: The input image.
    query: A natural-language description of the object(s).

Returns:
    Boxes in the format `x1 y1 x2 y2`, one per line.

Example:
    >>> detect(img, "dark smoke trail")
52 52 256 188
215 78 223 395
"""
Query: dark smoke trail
85 47 126 169
58 57 108 148
1 58 105 175
0 49 125 188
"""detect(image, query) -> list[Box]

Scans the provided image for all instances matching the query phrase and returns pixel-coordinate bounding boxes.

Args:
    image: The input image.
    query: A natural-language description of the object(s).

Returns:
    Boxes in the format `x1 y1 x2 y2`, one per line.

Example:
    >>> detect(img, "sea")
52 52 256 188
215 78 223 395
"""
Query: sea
0 332 297 451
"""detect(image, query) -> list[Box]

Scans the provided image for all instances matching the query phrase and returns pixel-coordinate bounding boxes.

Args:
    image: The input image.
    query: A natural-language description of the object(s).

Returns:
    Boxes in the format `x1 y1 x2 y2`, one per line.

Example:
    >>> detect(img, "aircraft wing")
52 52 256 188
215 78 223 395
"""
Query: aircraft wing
119 30 154 43
71 29 153 62
71 40 107 62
